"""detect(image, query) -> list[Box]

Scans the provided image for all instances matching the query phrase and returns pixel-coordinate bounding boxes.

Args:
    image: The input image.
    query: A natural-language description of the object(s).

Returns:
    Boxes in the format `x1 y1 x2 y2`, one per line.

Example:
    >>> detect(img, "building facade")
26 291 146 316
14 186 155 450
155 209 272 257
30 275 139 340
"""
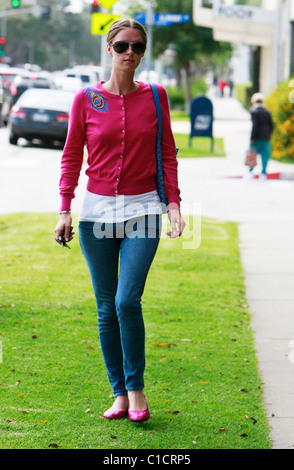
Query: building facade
193 0 294 96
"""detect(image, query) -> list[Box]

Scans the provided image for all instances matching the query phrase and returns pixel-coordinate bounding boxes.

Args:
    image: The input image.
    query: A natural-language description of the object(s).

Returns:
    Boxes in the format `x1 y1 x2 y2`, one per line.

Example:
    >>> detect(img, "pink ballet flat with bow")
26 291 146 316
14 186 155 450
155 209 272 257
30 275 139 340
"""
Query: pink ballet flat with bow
128 396 150 422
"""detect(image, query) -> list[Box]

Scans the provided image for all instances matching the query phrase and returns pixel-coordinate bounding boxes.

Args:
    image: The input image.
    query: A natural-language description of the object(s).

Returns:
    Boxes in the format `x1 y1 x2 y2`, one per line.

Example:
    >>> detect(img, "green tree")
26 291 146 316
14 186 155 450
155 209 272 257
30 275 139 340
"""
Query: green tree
5 1 101 70
152 0 232 110
115 0 232 110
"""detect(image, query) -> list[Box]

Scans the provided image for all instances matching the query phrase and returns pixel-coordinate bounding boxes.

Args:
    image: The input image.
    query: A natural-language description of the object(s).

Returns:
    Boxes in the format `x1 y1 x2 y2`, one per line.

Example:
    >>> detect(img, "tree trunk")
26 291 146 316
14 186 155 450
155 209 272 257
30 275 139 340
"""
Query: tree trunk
175 68 181 88
183 63 191 114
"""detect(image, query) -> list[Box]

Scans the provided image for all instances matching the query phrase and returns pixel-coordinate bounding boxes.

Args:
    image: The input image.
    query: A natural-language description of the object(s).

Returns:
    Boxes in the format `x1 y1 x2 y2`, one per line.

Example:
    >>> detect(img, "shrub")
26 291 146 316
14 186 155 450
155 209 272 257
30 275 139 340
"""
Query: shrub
190 78 207 98
166 78 207 110
166 86 185 110
235 82 253 109
265 79 294 161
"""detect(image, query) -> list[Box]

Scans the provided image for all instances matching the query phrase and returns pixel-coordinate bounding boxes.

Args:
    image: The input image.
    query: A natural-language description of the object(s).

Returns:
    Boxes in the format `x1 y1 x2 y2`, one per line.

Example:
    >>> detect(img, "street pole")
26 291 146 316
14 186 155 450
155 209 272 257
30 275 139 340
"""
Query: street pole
100 7 112 80
101 33 107 77
146 1 154 82
1 8 6 37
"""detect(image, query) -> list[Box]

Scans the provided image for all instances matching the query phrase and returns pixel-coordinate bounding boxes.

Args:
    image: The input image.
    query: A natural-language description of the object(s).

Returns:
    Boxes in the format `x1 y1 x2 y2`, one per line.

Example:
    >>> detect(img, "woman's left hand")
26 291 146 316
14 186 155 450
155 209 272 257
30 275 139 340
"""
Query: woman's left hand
167 207 186 238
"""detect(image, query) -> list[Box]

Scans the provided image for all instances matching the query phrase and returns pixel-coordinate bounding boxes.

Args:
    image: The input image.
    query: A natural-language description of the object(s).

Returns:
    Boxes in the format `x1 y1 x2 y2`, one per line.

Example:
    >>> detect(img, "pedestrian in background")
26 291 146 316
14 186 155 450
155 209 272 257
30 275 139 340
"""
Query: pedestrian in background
54 18 185 422
228 77 234 97
246 92 273 180
218 78 227 97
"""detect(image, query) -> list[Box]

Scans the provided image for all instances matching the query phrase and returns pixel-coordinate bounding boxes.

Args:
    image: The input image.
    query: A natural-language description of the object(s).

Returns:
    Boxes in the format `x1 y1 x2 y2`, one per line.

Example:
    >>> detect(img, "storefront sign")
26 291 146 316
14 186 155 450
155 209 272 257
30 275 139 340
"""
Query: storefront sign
213 1 275 24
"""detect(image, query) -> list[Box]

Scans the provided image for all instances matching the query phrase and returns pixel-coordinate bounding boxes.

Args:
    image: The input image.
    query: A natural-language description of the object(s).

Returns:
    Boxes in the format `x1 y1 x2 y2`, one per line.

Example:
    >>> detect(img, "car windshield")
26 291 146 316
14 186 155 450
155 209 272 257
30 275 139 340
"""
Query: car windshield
17 90 74 111
80 75 90 83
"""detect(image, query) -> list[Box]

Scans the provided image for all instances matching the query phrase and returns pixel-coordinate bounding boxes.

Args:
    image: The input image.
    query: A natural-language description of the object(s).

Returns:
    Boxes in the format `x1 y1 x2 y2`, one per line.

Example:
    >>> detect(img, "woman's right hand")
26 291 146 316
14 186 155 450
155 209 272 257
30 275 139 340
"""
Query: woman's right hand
54 213 74 246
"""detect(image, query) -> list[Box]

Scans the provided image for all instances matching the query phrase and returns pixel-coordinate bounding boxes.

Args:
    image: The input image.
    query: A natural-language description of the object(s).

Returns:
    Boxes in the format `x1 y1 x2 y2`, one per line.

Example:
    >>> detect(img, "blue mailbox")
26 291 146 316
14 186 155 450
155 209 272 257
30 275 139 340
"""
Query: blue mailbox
189 95 214 150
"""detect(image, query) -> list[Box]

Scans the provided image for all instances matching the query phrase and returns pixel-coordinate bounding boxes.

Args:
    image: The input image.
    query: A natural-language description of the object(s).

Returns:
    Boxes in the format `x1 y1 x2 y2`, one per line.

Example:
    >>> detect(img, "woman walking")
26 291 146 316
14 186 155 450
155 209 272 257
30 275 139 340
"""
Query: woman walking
54 18 185 422
247 92 273 179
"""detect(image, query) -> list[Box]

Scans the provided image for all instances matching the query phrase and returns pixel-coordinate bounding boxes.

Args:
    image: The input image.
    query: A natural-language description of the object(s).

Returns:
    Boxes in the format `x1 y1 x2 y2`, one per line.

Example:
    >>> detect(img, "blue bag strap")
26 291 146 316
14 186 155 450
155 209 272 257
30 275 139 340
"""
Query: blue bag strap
149 82 181 207
149 82 162 141
150 82 178 156
149 82 169 208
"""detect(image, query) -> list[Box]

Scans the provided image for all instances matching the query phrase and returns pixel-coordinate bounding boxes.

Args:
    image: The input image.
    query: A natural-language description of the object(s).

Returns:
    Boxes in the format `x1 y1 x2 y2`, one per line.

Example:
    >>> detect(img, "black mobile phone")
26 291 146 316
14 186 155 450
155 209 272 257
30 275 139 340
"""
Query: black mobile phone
58 226 73 249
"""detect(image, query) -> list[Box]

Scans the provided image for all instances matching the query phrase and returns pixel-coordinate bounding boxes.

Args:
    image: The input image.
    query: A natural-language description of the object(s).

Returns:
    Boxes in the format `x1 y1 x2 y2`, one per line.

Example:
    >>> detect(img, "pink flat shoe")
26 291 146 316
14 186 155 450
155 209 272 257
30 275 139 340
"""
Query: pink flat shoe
128 396 150 422
103 408 128 419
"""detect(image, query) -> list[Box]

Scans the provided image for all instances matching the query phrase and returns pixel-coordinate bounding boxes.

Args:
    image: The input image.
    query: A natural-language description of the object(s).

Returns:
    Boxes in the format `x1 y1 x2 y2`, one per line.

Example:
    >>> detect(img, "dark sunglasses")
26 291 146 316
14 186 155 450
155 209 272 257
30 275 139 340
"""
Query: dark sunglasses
110 41 146 55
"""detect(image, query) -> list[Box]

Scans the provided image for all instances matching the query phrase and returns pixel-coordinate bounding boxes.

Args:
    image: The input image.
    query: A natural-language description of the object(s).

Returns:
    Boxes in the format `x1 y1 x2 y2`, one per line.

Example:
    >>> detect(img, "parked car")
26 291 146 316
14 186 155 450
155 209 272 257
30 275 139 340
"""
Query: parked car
15 63 42 72
8 88 75 146
8 72 55 107
1 86 11 126
137 69 176 87
52 75 83 92
0 66 25 90
73 65 103 82
62 67 97 86
0 67 25 124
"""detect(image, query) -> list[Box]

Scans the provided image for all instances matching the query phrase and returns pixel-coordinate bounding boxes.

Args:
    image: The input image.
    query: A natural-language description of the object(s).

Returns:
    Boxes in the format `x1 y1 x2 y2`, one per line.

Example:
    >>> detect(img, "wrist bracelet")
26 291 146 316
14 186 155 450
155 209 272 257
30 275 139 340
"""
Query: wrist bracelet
59 211 71 214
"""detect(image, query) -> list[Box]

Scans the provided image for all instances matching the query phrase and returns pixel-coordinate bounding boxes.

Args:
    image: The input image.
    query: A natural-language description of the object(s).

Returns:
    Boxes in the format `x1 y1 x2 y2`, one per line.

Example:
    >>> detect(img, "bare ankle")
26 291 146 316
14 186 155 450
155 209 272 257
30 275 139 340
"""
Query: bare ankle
112 395 128 410
127 390 146 410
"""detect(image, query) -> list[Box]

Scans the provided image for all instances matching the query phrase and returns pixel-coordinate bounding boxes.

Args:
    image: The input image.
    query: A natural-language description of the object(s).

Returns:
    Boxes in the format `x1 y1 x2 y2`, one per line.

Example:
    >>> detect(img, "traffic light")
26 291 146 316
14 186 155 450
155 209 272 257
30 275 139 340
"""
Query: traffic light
0 37 6 58
11 0 21 8
91 1 100 14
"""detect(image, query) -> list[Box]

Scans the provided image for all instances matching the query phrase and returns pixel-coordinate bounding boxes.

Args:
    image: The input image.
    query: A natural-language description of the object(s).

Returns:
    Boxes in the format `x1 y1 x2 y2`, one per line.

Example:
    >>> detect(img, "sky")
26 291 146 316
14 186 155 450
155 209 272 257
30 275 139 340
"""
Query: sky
67 0 88 13
67 0 126 14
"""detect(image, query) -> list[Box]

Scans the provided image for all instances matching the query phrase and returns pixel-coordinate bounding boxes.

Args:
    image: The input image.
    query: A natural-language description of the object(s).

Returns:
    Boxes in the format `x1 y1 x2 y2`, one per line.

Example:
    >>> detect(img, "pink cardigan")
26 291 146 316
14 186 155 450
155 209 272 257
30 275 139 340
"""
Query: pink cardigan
59 81 180 212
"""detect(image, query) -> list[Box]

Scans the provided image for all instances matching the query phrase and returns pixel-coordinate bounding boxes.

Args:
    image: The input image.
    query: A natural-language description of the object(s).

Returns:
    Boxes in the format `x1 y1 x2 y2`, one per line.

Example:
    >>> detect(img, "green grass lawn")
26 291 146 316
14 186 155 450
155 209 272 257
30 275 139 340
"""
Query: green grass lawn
170 111 225 157
0 213 271 450
174 134 225 158
171 110 190 121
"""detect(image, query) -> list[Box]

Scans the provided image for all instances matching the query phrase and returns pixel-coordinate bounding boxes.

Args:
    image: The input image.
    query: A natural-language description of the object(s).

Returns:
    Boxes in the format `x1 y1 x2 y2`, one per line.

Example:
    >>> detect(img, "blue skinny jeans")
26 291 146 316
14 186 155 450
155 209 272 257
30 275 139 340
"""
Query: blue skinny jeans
79 215 161 397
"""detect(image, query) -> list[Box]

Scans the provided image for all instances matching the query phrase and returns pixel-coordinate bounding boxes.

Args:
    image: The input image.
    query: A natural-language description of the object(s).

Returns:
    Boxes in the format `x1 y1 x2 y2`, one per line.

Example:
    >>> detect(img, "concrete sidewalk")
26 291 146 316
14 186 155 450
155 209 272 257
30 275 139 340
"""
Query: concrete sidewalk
173 94 294 449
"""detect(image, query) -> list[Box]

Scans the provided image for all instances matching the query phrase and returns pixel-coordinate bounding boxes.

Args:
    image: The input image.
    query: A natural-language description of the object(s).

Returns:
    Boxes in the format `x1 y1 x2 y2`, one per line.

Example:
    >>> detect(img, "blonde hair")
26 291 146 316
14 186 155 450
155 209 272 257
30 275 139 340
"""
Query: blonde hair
107 18 147 46
251 92 265 104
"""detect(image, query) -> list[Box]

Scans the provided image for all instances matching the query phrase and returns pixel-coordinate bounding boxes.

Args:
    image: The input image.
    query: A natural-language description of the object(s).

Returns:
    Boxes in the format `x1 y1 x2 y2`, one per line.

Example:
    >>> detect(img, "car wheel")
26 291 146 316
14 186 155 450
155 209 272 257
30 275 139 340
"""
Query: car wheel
9 134 18 145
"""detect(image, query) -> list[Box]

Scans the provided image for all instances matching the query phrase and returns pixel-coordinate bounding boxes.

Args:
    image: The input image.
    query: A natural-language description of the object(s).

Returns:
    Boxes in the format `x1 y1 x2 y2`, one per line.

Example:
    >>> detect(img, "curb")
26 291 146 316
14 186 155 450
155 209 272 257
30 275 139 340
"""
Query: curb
224 172 294 180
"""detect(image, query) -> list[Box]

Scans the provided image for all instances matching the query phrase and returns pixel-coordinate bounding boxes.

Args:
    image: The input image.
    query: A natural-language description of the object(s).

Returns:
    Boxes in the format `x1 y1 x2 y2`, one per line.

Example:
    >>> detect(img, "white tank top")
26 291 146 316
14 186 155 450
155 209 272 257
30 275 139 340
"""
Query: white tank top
79 189 162 223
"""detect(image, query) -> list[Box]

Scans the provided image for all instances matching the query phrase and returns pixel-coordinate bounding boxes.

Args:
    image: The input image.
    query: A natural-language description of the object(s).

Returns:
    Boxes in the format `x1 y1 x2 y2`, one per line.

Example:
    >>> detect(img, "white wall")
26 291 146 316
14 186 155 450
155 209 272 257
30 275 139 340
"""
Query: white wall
231 43 251 85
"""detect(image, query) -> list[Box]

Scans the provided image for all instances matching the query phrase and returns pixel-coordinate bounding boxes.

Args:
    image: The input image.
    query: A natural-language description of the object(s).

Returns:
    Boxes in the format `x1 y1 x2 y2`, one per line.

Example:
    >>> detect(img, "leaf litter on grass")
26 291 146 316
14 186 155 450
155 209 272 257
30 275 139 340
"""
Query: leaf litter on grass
0 213 271 449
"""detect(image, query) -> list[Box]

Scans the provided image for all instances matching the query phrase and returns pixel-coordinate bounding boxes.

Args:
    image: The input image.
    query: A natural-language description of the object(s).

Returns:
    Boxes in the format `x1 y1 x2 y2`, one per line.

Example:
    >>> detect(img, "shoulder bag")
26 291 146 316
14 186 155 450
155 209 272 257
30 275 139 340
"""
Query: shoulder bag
245 148 257 167
150 83 179 212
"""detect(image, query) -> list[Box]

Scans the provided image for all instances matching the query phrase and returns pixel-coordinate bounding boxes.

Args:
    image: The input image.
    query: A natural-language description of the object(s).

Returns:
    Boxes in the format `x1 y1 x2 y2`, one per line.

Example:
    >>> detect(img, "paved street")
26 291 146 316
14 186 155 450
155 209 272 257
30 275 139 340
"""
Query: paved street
0 127 87 214
1 104 294 220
